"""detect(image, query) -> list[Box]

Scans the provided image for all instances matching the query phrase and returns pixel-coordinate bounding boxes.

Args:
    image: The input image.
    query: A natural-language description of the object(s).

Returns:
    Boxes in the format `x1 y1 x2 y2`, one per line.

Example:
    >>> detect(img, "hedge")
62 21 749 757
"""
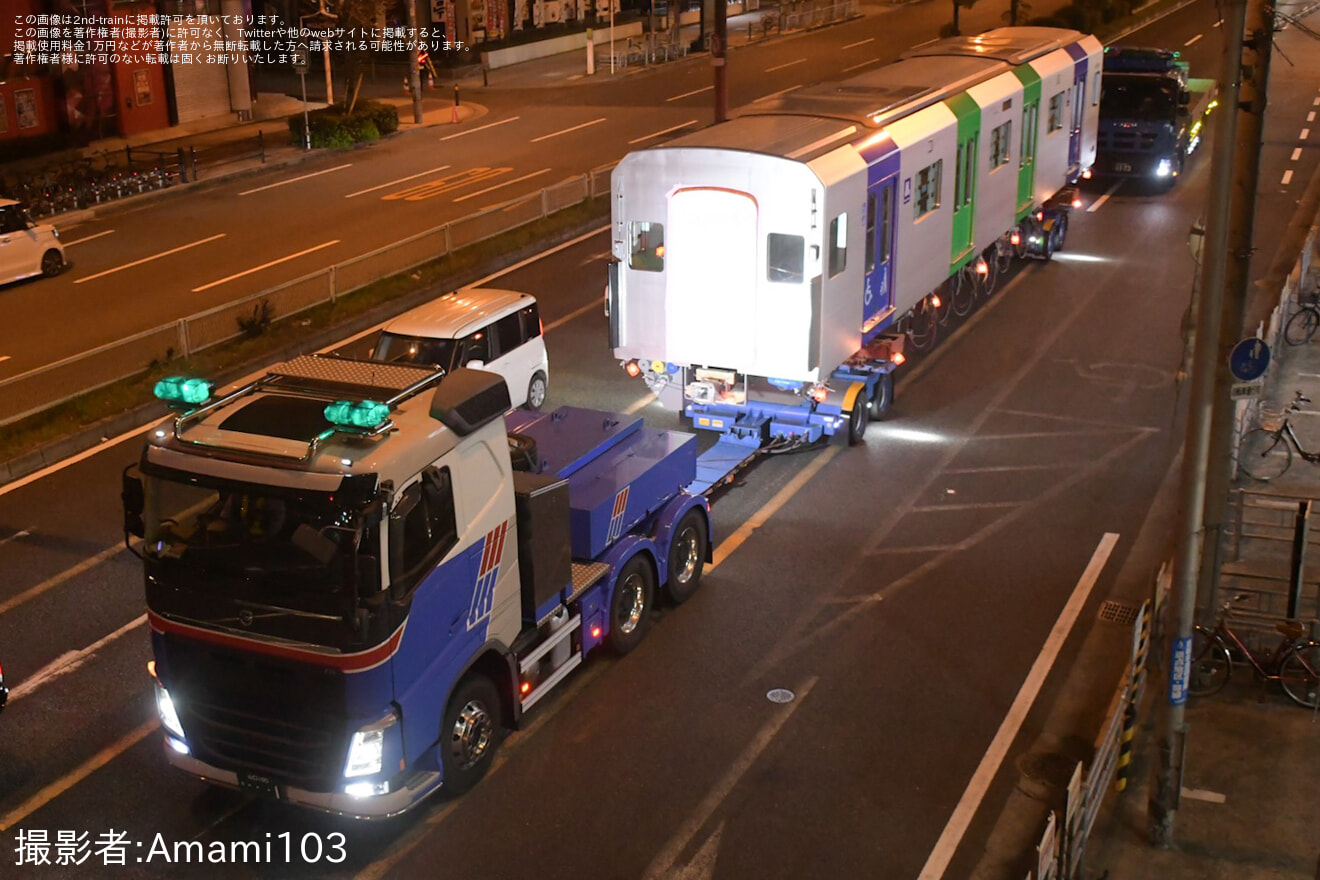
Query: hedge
287 100 400 149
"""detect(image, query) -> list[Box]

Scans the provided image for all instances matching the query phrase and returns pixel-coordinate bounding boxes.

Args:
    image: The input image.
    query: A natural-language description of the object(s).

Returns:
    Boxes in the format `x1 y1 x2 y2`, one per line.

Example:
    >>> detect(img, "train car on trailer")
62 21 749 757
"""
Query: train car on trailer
608 27 1101 471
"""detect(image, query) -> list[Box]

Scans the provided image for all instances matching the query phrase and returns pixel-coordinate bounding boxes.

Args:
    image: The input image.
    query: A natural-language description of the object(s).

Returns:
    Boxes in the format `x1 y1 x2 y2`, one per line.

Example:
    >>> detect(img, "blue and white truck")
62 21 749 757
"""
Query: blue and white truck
122 355 711 817
1095 46 1217 188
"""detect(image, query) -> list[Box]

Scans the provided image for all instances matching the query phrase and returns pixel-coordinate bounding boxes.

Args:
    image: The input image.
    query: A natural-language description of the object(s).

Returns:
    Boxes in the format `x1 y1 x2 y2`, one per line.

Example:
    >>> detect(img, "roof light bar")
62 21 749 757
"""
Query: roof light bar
324 399 391 429
154 376 213 406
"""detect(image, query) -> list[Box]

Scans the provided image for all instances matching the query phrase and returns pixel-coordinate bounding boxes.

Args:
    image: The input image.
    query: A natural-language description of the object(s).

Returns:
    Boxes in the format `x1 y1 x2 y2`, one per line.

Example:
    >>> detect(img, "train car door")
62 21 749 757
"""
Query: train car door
862 175 897 341
1068 71 1085 173
1014 66 1042 219
946 92 979 267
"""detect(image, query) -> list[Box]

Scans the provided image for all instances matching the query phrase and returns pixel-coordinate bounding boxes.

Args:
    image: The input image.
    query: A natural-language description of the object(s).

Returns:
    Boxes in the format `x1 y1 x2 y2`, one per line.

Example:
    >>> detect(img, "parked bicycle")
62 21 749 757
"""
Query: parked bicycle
1188 593 1320 707
1284 279 1320 345
1238 391 1320 481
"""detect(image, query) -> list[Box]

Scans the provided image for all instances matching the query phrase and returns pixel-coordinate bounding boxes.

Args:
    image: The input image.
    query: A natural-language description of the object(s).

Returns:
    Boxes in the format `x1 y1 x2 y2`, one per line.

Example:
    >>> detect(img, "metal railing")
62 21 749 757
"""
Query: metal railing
0 165 614 427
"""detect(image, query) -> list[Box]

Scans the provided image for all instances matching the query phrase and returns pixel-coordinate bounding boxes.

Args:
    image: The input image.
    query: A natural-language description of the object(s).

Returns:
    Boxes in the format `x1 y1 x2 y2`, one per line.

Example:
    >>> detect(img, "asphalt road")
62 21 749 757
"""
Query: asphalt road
1 3 1318 879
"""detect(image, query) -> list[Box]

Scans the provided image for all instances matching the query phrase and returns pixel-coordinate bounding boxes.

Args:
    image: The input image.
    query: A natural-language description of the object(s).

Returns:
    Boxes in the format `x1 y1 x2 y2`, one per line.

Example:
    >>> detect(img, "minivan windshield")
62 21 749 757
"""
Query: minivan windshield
371 332 460 370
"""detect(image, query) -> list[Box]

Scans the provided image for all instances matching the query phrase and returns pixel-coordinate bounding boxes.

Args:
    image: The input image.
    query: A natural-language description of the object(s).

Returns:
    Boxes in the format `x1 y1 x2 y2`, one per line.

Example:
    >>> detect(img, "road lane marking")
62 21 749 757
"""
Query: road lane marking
238 163 352 195
628 120 699 144
386 166 510 201
543 299 602 332
8 614 147 702
710 448 840 571
1181 787 1227 804
441 116 521 141
642 677 818 880
0 543 125 616
1088 180 1123 212
0 718 158 831
764 57 805 72
0 528 30 547
843 57 880 72
0 356 9 364
754 85 802 103
345 166 452 198
191 240 340 292
918 532 1120 879
73 233 226 284
354 664 608 880
1 225 612 499
62 229 114 246
530 117 606 143
668 85 713 102
1293 147 1304 161
842 37 874 49
1302 128 1311 140
1184 33 1203 46
1283 169 1294 185
452 168 551 202
623 394 654 414
913 36 938 47
1308 111 1316 123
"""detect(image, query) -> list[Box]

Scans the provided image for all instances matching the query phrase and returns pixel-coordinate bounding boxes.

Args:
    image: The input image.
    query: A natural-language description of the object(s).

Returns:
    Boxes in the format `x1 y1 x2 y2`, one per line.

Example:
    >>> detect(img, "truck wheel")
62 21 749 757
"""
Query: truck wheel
525 371 547 410
665 509 707 605
440 675 504 795
608 555 655 654
1052 214 1068 252
1040 224 1056 261
868 372 894 420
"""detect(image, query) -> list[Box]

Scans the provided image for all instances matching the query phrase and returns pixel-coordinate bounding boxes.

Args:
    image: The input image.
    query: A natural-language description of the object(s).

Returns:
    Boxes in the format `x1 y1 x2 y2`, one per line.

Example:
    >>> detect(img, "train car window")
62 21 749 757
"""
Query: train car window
1020 104 1038 167
1093 72 1101 105
878 187 893 265
954 144 964 206
828 214 847 278
629 221 665 271
914 160 942 219
990 122 1012 168
1048 92 1065 132
865 195 876 272
767 233 804 283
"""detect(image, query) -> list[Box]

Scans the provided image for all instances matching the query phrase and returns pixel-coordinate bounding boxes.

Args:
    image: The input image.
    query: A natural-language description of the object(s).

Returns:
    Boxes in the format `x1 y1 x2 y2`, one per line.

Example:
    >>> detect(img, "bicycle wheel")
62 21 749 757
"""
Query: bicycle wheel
979 255 999 300
906 300 938 352
1285 306 1320 346
1279 642 1320 708
1188 627 1232 696
995 239 1014 276
1238 427 1292 481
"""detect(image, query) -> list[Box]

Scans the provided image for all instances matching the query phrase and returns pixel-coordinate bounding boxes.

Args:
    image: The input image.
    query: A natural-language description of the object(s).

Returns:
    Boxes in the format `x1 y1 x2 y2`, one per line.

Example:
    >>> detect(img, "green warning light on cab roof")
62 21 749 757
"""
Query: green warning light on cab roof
153 376 213 405
324 400 390 429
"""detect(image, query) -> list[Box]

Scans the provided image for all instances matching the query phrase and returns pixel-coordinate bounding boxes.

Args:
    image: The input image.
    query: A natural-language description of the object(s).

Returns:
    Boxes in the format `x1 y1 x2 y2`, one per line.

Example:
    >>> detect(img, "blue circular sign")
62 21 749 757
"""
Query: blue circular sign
1229 337 1270 382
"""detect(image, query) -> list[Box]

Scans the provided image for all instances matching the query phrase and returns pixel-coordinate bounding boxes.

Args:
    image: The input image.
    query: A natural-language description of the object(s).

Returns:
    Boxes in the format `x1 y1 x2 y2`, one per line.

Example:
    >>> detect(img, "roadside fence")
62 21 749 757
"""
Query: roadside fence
1025 564 1166 880
0 165 614 427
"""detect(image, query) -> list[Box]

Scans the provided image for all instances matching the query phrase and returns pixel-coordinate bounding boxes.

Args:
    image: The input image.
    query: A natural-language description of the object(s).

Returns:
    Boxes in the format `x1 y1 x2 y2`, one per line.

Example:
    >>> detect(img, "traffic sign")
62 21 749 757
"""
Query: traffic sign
1229 336 1270 382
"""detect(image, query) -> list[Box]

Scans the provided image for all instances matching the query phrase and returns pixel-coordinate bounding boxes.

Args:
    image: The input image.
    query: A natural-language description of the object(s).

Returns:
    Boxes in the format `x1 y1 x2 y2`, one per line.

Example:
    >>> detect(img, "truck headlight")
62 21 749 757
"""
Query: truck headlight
1155 158 1173 178
154 681 185 740
344 711 399 778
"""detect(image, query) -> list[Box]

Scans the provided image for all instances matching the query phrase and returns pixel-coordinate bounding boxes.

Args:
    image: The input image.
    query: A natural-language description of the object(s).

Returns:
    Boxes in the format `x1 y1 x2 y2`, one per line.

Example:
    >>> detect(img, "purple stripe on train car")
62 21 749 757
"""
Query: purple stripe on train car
859 134 901 341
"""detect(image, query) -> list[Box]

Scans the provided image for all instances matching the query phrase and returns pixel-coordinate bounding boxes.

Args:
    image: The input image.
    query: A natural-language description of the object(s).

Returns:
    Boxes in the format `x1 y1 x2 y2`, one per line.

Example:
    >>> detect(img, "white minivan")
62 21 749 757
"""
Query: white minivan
371 288 549 409
0 199 64 286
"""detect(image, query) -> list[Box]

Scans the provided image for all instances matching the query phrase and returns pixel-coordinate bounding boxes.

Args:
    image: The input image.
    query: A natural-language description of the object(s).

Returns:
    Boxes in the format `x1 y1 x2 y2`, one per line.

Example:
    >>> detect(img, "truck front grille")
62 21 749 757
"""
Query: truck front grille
161 634 350 792
1100 130 1158 151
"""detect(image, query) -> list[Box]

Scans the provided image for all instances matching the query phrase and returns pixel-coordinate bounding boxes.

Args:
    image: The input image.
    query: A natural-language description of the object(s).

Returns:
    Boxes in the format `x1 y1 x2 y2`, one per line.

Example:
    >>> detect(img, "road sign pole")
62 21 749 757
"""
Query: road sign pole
300 71 310 151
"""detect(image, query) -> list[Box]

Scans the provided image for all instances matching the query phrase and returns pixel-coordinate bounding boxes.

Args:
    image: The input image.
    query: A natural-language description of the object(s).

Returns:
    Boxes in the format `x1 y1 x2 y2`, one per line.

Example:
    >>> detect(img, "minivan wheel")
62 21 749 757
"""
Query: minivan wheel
42 250 63 277
525 371 547 410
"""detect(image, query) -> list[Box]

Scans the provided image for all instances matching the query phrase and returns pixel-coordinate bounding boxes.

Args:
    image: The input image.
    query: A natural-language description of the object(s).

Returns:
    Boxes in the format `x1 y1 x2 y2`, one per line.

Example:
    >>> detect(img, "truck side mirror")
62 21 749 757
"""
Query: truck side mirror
122 466 145 539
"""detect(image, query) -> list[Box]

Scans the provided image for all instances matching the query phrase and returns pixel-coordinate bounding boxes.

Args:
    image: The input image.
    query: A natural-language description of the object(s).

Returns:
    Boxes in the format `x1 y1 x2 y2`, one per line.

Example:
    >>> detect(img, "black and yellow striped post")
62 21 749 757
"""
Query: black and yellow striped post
1116 601 1152 793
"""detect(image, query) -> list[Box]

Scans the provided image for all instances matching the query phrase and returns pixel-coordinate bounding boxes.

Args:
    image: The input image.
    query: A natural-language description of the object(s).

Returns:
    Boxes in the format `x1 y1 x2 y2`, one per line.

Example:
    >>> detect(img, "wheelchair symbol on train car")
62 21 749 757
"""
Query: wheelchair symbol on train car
902 178 912 205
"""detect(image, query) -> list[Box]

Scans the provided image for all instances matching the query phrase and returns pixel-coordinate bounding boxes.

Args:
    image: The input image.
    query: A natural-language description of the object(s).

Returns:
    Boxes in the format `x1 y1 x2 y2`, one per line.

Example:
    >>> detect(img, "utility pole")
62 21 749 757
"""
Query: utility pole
713 0 727 123
1148 0 1248 847
1195 0 1277 625
406 0 424 123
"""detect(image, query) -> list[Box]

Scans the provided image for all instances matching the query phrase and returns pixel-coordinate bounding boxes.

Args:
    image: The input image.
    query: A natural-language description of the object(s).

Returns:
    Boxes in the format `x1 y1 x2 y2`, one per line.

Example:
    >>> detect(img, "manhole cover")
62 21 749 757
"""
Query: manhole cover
766 688 795 704
1098 600 1140 626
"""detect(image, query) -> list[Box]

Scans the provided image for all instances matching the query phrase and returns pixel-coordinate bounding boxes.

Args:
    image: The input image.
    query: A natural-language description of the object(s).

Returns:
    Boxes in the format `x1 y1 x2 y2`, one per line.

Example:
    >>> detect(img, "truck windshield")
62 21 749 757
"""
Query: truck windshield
1100 77 1178 120
372 332 459 370
141 470 379 620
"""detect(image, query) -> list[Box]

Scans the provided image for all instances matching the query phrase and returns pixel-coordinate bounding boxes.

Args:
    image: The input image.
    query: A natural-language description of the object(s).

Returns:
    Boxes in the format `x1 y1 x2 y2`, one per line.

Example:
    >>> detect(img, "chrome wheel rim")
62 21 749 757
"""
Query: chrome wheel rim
616 573 645 634
673 526 699 584
450 699 494 770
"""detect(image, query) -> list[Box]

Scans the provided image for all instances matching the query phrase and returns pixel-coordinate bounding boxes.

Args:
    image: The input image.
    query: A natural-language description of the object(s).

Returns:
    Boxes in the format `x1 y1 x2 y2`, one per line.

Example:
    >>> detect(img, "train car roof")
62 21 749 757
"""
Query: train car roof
902 27 1087 65
657 113 865 162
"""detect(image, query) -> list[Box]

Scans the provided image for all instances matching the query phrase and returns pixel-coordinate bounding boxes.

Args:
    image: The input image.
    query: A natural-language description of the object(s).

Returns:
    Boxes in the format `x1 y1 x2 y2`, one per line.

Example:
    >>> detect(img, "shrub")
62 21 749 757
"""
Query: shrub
287 100 398 148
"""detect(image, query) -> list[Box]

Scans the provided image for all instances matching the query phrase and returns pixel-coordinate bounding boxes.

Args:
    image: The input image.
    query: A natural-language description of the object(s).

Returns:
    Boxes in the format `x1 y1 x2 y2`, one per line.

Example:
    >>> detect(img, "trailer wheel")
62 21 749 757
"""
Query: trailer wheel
665 509 707 605
1039 223 1056 261
608 555 655 655
1052 214 1069 252
440 675 504 795
507 432 539 472
868 372 894 420
846 394 869 446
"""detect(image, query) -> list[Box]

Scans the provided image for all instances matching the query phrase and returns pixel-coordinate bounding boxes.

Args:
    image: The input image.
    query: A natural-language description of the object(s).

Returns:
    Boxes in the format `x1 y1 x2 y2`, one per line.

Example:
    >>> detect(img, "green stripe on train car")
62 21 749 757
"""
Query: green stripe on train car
1013 66 1042 220
944 91 980 270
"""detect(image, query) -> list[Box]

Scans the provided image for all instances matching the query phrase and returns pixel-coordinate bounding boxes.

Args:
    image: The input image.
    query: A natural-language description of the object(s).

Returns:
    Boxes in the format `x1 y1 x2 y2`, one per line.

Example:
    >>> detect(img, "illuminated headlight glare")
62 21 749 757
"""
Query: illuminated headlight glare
52 228 60 240
344 711 398 778
167 735 190 755
1155 158 1172 178
155 682 185 740
345 780 391 798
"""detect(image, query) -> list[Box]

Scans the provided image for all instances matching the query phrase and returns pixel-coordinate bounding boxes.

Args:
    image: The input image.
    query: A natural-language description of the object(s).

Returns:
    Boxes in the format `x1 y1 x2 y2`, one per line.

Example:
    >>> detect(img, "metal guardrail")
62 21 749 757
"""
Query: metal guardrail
0 165 614 427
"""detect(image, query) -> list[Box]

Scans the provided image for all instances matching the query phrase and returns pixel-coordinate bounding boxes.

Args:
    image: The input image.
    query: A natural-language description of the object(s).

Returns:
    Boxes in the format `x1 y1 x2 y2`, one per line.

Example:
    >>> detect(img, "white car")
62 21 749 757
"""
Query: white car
0 199 64 285
371 288 549 409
